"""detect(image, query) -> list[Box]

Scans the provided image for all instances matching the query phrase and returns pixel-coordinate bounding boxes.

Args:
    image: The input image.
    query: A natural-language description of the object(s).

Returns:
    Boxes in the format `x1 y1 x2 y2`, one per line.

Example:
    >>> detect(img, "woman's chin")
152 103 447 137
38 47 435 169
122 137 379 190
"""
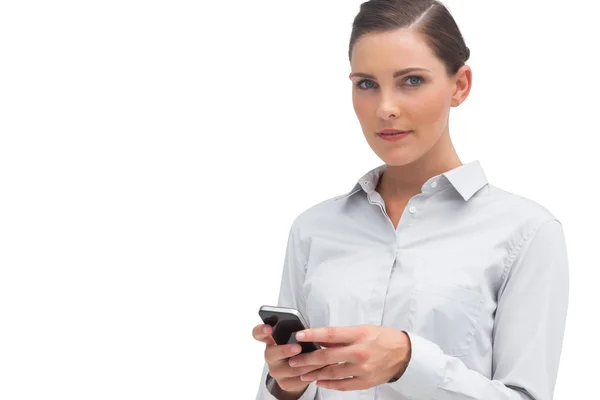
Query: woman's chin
376 149 421 167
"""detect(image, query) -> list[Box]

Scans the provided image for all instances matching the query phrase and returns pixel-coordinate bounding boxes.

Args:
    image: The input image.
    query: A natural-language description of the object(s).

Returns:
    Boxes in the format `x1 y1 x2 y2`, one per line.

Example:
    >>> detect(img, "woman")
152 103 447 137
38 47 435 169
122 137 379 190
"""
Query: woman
253 1 569 399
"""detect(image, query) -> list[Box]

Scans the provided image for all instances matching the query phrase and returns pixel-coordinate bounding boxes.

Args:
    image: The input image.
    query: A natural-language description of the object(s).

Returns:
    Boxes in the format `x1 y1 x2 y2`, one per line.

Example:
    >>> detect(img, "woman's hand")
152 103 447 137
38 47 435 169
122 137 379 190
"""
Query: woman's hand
252 324 329 397
289 325 412 391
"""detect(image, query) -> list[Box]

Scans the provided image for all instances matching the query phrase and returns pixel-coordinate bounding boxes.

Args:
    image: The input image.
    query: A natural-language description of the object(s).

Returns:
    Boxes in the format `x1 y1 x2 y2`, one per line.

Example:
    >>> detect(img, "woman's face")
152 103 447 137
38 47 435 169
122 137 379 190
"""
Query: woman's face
350 28 470 166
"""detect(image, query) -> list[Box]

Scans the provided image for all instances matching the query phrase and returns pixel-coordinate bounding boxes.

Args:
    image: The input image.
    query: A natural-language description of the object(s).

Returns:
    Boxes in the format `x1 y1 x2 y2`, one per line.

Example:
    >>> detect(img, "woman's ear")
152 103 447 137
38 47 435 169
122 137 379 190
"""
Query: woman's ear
451 64 472 107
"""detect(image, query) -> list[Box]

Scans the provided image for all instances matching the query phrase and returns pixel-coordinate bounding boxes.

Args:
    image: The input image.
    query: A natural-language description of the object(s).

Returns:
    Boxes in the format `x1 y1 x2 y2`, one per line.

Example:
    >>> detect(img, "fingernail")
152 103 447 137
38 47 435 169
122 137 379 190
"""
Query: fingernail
289 358 297 366
296 332 305 339
291 344 301 353
263 326 270 334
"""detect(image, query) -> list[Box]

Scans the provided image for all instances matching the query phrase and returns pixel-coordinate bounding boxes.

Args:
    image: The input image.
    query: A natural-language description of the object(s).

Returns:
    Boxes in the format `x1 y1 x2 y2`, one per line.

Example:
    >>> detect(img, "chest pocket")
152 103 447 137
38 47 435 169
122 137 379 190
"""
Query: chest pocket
406 283 484 357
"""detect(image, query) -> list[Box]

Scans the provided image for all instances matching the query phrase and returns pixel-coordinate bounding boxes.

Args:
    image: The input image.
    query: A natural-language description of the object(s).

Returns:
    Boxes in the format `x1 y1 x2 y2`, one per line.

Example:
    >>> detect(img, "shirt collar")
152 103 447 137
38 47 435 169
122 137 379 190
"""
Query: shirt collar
345 160 488 202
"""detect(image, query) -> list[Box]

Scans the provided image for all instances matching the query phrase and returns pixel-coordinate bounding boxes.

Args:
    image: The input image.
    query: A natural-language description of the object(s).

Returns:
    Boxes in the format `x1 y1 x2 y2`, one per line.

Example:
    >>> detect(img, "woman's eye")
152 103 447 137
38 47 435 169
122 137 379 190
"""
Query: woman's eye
356 79 376 90
405 76 423 86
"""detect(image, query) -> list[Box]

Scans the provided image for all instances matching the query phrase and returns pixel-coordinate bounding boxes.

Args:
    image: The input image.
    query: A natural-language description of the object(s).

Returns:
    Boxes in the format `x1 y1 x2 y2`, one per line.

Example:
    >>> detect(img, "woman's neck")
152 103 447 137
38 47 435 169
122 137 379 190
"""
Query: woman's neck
376 133 462 199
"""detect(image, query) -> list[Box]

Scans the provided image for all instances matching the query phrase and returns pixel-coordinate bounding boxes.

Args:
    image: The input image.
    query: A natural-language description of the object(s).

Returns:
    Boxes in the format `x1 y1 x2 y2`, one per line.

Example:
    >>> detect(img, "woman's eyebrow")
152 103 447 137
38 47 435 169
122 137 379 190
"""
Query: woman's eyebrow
349 67 431 79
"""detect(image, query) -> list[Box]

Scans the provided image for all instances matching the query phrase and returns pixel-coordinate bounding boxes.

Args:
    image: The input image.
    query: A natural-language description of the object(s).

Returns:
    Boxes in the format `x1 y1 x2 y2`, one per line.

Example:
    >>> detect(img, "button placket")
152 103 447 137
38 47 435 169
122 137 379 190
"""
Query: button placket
404 203 414 228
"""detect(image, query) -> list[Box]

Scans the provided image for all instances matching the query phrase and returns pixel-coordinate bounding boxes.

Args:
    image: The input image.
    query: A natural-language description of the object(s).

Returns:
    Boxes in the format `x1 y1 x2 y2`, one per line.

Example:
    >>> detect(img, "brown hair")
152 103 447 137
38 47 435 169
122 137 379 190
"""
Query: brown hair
349 0 470 76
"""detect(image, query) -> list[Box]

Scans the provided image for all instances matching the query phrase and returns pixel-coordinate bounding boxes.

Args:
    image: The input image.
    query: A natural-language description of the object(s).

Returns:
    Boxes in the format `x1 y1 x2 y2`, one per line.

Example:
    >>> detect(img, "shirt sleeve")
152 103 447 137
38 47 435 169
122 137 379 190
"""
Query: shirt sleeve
389 218 569 400
255 219 318 400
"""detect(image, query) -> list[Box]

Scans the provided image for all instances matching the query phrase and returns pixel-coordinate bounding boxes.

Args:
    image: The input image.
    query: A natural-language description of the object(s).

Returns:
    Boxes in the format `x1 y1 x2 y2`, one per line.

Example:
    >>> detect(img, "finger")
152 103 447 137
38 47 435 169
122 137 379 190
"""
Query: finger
318 342 346 348
252 324 270 340
274 377 311 394
253 324 276 345
271 363 328 380
316 377 370 392
289 346 359 368
299 362 356 382
265 343 303 363
295 326 366 344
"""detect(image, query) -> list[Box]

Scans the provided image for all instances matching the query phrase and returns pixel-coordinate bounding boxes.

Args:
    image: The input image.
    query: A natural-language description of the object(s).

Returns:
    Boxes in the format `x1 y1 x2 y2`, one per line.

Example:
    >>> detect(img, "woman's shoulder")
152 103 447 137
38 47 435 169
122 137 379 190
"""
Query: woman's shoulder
288 188 362 234
484 183 562 228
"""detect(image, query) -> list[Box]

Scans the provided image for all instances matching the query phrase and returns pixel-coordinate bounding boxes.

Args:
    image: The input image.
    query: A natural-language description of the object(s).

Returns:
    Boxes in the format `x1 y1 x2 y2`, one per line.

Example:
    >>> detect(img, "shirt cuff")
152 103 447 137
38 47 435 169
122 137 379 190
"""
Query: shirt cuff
264 374 317 400
388 331 445 398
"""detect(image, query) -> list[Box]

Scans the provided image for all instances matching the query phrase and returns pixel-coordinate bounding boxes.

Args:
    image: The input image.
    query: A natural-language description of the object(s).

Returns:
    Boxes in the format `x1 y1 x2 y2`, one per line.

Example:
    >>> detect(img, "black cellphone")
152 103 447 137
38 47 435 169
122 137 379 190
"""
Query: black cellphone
258 305 320 355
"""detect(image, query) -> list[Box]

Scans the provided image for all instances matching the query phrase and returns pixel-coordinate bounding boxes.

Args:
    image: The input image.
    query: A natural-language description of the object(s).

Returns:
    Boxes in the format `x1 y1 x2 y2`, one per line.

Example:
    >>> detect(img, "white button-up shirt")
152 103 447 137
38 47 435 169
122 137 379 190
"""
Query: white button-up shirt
256 160 569 400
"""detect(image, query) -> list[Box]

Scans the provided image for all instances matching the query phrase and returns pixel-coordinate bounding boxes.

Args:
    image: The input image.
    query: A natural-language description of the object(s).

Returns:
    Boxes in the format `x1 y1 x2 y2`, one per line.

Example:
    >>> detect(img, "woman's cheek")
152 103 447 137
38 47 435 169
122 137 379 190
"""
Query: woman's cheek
353 96 374 126
416 91 448 127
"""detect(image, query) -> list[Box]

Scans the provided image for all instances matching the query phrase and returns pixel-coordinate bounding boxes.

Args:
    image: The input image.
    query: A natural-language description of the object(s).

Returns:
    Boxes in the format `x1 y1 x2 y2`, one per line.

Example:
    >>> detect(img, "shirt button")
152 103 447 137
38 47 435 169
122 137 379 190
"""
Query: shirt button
431 181 438 188
409 206 417 214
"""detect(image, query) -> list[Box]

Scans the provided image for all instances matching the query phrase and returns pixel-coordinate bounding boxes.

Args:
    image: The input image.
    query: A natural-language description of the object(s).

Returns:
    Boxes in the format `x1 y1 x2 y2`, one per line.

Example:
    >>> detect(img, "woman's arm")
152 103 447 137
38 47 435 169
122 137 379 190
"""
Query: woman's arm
389 218 569 400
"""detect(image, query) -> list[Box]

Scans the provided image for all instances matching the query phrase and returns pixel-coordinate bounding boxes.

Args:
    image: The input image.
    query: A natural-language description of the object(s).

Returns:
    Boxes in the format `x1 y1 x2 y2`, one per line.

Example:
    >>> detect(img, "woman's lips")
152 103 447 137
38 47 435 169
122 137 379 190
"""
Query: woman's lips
377 130 413 141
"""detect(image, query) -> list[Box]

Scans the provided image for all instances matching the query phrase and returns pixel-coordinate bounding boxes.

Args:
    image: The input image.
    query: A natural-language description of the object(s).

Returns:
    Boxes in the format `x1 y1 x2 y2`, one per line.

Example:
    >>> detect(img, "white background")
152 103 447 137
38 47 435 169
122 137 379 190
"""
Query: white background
0 0 597 399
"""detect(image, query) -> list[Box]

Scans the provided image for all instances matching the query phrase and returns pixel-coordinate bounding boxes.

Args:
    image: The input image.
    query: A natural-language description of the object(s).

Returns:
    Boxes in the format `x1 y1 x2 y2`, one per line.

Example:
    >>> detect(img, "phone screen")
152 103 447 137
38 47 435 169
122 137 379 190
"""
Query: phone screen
259 307 319 354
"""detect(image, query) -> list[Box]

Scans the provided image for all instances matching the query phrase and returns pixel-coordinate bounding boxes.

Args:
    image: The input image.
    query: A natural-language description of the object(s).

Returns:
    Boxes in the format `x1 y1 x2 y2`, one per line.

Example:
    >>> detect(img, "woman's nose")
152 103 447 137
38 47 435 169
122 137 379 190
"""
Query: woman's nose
376 95 400 120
